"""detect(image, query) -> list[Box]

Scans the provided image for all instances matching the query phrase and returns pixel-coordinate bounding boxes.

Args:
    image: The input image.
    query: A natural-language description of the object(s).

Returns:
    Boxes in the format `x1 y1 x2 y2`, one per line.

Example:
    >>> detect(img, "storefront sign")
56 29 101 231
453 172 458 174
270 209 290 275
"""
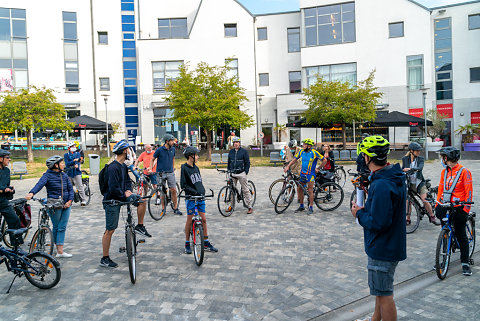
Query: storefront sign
408 108 423 118
409 122 419 126
437 103 453 118
471 112 480 124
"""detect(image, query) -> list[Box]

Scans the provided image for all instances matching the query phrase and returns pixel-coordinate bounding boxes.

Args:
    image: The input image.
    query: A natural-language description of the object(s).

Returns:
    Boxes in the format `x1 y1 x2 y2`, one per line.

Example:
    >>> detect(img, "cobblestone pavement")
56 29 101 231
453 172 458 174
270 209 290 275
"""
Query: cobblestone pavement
0 159 478 320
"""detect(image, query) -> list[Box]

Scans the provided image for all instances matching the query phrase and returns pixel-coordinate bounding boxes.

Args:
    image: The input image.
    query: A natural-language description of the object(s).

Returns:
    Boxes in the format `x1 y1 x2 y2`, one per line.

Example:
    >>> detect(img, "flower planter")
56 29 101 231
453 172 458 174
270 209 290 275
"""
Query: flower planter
463 143 480 152
426 141 444 152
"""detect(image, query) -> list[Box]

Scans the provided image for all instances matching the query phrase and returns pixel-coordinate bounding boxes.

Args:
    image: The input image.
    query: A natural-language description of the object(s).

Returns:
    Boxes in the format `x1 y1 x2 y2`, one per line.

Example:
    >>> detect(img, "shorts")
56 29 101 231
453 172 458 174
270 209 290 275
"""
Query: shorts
367 257 398 296
148 173 158 185
409 183 427 196
186 199 206 215
299 173 315 184
104 203 121 230
158 172 176 188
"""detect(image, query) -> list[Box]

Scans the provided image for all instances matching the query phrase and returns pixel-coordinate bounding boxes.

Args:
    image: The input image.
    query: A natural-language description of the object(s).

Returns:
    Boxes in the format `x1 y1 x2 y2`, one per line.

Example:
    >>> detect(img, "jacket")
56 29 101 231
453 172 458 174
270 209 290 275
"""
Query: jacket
180 163 205 196
0 166 13 203
401 155 425 185
436 163 473 213
64 151 82 177
356 163 407 262
320 150 335 172
29 169 74 203
227 147 250 175
103 160 132 201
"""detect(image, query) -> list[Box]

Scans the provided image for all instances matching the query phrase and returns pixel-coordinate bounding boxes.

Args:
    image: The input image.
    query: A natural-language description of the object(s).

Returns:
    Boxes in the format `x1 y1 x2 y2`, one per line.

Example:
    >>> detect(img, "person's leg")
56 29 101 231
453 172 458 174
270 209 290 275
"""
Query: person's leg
48 208 61 246
377 295 397 321
185 215 193 241
238 173 252 208
167 173 180 213
55 207 71 254
453 208 470 264
368 257 398 321
102 204 120 257
1 205 22 245
307 181 314 207
74 175 87 203
137 202 146 225
102 230 115 257
297 184 304 205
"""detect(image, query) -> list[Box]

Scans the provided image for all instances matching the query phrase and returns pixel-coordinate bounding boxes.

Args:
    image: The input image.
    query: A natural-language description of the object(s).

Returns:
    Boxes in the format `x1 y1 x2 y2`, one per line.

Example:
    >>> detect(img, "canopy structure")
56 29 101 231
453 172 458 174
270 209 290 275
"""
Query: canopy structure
372 111 432 127
67 115 113 131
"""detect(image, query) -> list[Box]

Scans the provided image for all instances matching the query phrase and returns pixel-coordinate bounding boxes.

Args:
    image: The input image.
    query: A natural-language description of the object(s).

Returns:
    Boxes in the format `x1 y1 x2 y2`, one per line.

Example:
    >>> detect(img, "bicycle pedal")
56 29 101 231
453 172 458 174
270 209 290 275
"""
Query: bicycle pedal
119 247 126 253
137 239 145 244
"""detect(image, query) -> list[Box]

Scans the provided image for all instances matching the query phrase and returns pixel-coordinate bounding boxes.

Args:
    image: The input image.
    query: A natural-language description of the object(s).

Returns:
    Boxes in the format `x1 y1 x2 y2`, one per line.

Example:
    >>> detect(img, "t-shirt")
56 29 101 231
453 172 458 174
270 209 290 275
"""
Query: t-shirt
137 151 156 175
153 145 175 173
295 149 323 176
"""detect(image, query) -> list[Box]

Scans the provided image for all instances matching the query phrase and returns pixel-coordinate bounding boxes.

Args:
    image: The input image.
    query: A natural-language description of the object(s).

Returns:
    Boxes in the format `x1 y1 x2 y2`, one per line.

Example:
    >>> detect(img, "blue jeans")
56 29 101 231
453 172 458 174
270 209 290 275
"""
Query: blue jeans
128 164 140 182
49 207 71 245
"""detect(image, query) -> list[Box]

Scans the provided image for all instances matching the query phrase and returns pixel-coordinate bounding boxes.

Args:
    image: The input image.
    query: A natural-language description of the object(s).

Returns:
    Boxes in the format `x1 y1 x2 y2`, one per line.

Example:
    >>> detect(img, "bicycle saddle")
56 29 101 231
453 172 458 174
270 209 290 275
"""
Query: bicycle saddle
6 227 29 236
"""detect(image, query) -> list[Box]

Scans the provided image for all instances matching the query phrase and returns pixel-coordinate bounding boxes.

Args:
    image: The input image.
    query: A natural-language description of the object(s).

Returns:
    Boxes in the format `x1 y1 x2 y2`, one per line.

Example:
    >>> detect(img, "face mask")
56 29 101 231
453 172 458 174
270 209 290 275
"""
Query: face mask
441 158 447 169
126 154 131 160
291 149 296 154
70 147 77 152
146 150 152 154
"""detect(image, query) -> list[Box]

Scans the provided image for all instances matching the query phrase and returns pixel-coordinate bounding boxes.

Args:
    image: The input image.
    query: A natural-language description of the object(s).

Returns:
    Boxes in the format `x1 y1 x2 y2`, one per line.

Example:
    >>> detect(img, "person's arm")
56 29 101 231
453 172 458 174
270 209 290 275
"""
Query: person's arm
463 169 473 213
227 150 232 171
27 173 48 197
125 166 132 192
244 149 250 175
316 150 327 168
64 153 74 168
65 173 74 201
416 157 425 172
180 165 198 195
108 166 126 200
356 183 394 231
436 169 445 206
149 155 156 172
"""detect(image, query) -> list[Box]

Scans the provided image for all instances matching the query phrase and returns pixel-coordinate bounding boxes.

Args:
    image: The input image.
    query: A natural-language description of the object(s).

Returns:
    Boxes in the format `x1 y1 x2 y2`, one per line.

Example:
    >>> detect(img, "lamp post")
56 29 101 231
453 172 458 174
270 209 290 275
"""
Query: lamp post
419 88 429 160
257 94 264 157
102 94 110 158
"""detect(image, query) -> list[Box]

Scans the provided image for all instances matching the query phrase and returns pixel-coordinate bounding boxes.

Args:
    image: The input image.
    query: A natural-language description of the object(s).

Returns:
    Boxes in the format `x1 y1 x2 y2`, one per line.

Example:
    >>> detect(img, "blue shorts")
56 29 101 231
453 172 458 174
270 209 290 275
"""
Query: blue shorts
367 257 398 296
186 199 205 215
148 173 158 185
299 173 315 184
103 203 121 231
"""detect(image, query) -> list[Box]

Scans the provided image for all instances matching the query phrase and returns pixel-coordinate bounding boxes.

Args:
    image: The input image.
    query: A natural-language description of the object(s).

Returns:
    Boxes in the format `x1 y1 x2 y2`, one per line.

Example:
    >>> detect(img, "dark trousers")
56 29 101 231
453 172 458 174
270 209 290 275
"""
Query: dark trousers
1 204 23 245
435 205 469 263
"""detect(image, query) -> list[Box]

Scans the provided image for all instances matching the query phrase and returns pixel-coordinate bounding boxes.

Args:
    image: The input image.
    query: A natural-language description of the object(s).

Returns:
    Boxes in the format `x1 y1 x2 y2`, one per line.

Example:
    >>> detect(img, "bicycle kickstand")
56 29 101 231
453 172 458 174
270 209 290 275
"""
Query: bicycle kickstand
6 274 18 294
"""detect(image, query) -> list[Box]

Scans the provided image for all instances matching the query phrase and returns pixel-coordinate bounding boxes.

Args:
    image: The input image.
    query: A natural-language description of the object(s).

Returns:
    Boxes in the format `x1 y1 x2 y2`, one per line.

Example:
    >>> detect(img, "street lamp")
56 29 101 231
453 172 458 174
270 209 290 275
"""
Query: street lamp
257 94 264 157
419 88 429 160
102 94 110 158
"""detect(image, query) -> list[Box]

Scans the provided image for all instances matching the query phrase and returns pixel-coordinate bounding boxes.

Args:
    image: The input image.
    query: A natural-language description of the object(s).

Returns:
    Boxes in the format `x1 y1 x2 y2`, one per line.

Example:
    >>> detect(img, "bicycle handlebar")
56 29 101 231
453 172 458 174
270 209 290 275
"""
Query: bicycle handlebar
31 197 63 209
180 189 214 200
435 200 474 208
102 195 151 206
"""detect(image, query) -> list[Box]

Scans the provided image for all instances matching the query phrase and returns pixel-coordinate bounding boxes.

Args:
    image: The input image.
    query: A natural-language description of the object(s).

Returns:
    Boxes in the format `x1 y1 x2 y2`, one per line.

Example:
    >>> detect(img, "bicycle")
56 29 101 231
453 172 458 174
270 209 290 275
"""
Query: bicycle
147 171 181 221
1 198 31 249
348 169 370 210
179 189 214 266
216 166 256 217
435 200 475 280
65 167 91 205
28 198 62 255
333 165 346 188
132 171 154 198
103 195 149 284
0 227 61 293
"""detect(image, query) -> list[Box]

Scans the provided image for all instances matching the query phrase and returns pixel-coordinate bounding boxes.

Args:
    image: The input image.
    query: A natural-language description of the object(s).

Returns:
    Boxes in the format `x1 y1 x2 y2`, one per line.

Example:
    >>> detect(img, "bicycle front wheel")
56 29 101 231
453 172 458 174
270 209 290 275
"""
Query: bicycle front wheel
406 195 421 234
269 179 287 205
29 227 54 255
217 186 235 217
170 183 181 210
274 184 295 214
24 252 61 289
148 189 167 221
247 180 256 208
435 228 451 280
192 222 204 266
334 167 346 188
314 182 344 211
467 216 475 260
83 180 91 205
126 227 137 284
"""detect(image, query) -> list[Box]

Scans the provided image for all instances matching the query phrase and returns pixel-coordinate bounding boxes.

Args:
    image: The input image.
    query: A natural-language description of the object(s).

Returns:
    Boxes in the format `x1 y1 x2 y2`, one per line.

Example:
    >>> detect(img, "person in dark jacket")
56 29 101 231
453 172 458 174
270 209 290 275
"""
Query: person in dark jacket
351 136 406 321
64 141 87 206
227 137 253 214
319 144 335 172
0 150 22 246
26 156 74 258
180 146 217 254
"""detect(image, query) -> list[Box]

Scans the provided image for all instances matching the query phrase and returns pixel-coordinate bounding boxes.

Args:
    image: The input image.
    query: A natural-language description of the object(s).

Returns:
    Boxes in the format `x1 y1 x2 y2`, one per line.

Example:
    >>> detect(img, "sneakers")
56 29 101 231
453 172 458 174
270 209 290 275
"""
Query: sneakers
185 242 192 254
295 205 305 212
204 240 218 252
307 206 314 215
174 208 183 215
247 208 253 214
81 201 87 206
99 257 118 268
429 216 441 225
56 252 73 258
462 264 473 276
135 224 152 237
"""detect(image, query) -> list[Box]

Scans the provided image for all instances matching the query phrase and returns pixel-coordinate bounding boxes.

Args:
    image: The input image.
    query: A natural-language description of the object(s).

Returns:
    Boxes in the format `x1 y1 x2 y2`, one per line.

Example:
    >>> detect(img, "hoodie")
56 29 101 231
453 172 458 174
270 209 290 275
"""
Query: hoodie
356 163 407 262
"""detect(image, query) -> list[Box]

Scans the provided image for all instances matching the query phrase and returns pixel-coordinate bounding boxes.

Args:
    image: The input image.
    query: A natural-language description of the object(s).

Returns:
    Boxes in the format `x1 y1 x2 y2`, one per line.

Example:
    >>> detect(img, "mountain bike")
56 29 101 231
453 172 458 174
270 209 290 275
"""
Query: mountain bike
28 198 61 255
132 172 154 199
148 171 180 221
0 227 61 293
1 198 31 248
333 165 346 188
435 200 475 280
269 171 295 205
216 167 256 217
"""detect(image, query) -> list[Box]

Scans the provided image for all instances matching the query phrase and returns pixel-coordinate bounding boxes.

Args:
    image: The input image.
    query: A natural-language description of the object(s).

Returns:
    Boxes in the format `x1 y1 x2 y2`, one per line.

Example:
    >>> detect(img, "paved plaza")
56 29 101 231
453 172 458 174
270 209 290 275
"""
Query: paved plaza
0 159 479 321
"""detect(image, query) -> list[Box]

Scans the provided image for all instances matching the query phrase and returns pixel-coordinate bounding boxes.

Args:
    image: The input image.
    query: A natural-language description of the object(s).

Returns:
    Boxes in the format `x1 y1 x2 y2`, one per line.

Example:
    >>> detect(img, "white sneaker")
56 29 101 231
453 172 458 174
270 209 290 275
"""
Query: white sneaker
56 252 73 258
81 201 87 206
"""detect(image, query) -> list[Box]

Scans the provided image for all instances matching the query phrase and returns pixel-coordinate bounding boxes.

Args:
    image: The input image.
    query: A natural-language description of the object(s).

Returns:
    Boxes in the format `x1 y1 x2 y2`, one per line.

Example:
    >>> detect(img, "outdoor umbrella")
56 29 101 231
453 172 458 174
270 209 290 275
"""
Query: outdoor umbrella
67 115 113 130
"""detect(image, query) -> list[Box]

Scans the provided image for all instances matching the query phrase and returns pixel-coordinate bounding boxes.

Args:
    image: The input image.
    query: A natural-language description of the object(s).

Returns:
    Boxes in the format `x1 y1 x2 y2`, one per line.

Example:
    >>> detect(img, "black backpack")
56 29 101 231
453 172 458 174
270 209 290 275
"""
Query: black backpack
98 163 110 196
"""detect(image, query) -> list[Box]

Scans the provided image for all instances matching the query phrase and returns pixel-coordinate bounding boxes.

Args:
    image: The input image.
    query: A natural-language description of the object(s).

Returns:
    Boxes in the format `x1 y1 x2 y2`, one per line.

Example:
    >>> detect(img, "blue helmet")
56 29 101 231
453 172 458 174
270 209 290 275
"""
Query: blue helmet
112 140 129 155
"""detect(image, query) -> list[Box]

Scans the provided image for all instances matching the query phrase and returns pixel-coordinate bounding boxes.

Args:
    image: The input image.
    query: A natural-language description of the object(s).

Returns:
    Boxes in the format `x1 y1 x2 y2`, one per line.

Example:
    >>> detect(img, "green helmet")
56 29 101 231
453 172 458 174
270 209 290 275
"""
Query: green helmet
359 135 390 159
302 138 315 146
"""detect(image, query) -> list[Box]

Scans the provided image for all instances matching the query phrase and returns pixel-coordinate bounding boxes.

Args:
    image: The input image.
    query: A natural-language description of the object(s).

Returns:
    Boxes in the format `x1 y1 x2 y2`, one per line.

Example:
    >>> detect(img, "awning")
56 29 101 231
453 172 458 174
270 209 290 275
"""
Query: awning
67 115 113 130
372 111 433 127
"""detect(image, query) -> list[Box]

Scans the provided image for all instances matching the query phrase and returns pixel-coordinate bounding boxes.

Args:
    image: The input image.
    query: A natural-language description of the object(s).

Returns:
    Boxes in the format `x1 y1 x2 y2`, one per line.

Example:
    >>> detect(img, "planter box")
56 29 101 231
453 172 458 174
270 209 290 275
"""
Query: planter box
463 143 480 152
426 141 443 152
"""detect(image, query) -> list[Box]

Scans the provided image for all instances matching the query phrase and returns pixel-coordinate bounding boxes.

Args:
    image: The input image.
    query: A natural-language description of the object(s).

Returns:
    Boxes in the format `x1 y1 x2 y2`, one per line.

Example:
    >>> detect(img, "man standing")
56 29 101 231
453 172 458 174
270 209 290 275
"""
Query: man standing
64 141 87 206
227 137 253 214
351 136 406 321
150 134 182 215
0 150 22 246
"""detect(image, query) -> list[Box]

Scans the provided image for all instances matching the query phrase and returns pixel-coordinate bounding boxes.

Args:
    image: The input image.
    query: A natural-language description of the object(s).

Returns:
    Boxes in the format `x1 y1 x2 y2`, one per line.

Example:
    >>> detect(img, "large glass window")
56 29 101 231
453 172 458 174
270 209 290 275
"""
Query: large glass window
389 22 404 38
257 27 267 41
304 2 355 47
63 12 78 92
224 24 237 37
471 67 480 82
287 28 300 52
407 55 423 90
289 71 301 93
226 58 238 81
469 14 480 30
152 61 183 93
305 62 356 88
158 18 187 39
434 18 452 101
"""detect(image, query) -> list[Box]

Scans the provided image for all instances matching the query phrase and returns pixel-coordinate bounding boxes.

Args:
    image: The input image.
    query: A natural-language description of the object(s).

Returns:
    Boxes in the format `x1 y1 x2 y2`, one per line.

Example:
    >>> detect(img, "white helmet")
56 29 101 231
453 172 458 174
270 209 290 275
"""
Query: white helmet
67 141 76 148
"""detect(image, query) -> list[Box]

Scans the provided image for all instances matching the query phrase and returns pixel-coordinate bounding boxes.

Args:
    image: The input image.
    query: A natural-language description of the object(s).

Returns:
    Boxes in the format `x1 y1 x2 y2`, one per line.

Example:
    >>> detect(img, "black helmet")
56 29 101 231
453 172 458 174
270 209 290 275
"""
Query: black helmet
408 142 423 151
438 146 460 162
46 155 63 169
164 134 175 142
288 139 297 148
0 150 10 157
183 146 199 159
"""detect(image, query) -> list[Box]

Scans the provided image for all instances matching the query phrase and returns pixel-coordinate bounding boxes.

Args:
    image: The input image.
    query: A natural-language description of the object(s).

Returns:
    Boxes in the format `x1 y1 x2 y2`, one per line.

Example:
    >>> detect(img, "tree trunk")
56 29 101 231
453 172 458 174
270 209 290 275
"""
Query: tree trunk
342 122 347 150
27 128 34 163
205 129 212 161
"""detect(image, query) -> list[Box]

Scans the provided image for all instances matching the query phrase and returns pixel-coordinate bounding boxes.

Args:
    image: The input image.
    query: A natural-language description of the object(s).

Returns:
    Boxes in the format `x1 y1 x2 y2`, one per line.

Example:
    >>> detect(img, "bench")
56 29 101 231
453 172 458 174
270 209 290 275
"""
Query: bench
11 161 28 179
269 152 283 166
339 150 351 161
211 153 227 166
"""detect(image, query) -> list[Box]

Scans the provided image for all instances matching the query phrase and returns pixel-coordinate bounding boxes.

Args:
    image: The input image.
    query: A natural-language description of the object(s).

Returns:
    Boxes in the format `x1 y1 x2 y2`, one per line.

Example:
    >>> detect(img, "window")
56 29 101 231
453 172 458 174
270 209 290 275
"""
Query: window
289 71 301 93
434 18 452 101
407 55 423 90
471 67 480 82
257 27 267 40
305 63 356 87
389 22 404 38
287 28 300 52
158 18 187 39
259 73 269 86
469 14 480 30
304 2 355 47
63 12 77 40
98 31 108 44
226 58 238 81
63 12 79 92
152 61 183 93
99 77 110 90
224 23 237 37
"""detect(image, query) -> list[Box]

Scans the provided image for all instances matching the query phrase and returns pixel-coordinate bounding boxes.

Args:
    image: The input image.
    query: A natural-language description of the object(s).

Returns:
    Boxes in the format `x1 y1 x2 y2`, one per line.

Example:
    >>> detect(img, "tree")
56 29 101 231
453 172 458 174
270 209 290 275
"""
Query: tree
301 72 382 148
0 86 74 162
165 60 254 160
455 124 480 144
425 109 446 140
273 123 288 142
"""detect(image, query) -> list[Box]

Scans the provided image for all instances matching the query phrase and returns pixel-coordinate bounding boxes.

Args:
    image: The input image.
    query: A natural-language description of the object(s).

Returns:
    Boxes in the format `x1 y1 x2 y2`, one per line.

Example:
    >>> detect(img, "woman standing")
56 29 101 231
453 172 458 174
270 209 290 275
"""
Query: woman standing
319 144 335 173
26 156 75 257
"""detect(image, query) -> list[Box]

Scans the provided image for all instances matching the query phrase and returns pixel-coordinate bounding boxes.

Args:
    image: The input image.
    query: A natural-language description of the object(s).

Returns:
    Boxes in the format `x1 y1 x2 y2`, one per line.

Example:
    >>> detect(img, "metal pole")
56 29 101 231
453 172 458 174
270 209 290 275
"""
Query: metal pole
259 98 263 157
353 120 356 143
423 92 428 161
103 95 110 158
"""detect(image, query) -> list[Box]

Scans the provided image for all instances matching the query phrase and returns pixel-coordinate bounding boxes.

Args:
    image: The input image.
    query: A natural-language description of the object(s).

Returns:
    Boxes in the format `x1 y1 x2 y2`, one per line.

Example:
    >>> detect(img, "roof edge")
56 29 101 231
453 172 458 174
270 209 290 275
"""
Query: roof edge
254 10 301 17
406 0 431 12
233 0 254 17
430 0 480 10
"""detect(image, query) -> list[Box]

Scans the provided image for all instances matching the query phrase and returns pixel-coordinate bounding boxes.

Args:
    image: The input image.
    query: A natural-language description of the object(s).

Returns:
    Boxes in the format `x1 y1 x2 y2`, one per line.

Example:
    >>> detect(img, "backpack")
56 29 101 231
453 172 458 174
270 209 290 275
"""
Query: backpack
98 163 110 196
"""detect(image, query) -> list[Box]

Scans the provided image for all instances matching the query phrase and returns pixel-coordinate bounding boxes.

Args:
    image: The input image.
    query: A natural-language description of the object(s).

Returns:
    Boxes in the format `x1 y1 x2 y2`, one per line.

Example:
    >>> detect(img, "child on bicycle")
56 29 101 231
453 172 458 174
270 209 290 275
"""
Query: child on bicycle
180 146 218 254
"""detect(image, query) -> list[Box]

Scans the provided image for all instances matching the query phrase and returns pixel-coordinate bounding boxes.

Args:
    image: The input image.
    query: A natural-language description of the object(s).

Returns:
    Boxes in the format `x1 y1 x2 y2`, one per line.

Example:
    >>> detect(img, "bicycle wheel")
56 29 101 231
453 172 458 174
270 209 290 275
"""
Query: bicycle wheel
246 180 256 208
24 252 61 289
2 219 29 249
170 183 181 210
406 195 421 234
29 227 54 255
314 182 344 211
274 184 295 214
467 216 475 260
83 180 91 205
334 167 346 188
269 178 286 205
217 186 235 217
148 189 167 221
435 228 451 280
192 221 204 266
126 227 137 284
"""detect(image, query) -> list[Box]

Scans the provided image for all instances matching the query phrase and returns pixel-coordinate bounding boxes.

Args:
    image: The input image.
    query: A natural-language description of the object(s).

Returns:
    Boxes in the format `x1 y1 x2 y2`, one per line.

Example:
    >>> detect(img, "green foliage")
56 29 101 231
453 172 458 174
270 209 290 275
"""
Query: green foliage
455 123 480 144
273 123 288 141
426 109 446 139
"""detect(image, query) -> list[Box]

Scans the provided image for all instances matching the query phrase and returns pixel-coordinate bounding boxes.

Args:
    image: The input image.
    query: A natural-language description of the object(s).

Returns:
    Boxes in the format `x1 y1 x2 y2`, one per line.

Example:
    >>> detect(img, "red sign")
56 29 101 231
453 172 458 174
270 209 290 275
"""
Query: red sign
472 112 480 124
409 122 419 126
409 108 423 118
437 103 453 118
78 124 86 128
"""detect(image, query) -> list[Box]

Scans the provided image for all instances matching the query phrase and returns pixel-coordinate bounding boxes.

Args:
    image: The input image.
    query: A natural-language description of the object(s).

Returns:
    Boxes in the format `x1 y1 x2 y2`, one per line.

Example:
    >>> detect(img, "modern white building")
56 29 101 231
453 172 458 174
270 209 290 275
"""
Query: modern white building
0 0 478 149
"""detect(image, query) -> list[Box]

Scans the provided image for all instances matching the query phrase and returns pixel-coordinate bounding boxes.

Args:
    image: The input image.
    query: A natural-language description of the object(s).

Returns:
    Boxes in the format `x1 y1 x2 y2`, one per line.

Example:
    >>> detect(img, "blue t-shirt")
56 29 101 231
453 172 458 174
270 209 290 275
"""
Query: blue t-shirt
153 145 175 172
295 149 323 176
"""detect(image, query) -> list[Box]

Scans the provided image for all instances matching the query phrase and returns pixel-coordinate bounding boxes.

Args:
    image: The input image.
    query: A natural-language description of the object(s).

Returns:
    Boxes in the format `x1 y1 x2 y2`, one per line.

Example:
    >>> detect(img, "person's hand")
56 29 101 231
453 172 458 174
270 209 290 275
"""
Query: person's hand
315 168 319 174
64 200 72 208
403 168 410 172
5 187 12 193
351 201 364 218
284 166 289 173
125 190 133 198
75 164 78 168
25 193 34 200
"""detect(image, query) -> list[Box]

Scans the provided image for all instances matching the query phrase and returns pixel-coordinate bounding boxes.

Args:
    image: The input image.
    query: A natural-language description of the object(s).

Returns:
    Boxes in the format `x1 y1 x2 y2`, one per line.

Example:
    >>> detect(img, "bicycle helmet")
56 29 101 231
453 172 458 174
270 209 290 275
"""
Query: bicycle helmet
112 140 130 154
164 134 175 142
356 141 365 156
74 140 80 148
67 141 76 148
408 142 423 151
438 146 460 162
288 139 297 148
232 136 241 143
302 138 315 146
183 146 200 159
46 155 63 169
359 135 390 160
0 149 10 157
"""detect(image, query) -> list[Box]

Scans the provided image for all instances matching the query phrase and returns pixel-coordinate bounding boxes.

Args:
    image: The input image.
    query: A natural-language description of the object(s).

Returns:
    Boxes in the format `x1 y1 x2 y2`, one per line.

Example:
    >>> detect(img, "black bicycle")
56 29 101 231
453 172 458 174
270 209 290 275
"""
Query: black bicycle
0 227 61 293
1 198 31 248
29 198 61 255
65 167 91 205
216 167 256 217
148 171 180 221
333 165 346 188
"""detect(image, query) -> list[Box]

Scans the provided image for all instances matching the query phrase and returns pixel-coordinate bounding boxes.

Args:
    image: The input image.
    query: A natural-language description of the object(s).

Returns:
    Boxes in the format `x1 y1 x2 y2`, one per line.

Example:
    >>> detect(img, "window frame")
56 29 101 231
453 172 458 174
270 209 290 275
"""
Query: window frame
224 23 237 38
406 55 424 91
99 77 110 91
305 62 357 88
388 21 404 38
468 13 480 30
158 18 188 39
152 60 183 93
288 71 302 93
259 73 269 87
98 31 108 44
470 67 480 83
257 27 267 41
287 27 300 53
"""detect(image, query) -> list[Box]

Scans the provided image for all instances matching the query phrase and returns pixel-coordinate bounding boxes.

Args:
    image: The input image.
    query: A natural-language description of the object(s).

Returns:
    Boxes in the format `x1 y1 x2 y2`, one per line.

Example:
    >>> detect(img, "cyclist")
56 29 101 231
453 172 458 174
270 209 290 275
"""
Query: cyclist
150 134 182 215
351 136 406 321
227 136 253 214
354 140 370 207
402 142 440 225
26 156 74 258
74 141 84 164
135 144 157 189
435 147 474 276
180 146 218 254
64 141 87 206
284 138 326 214
282 140 301 175
125 144 140 183
100 140 143 268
